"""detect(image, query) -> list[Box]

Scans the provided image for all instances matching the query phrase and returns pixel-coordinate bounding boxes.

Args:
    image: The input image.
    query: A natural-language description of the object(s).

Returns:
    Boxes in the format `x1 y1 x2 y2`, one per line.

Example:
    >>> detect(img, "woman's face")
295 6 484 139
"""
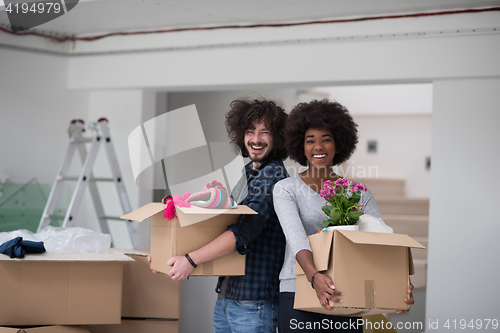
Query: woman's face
304 128 336 169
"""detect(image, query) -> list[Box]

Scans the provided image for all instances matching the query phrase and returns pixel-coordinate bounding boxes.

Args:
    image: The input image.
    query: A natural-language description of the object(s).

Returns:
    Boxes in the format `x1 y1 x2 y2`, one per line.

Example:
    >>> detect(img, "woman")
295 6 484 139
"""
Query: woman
273 100 413 332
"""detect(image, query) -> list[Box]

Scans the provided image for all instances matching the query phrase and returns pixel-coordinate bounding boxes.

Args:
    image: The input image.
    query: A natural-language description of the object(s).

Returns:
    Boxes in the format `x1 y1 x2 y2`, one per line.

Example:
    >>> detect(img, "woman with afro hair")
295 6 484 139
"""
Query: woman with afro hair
273 99 412 332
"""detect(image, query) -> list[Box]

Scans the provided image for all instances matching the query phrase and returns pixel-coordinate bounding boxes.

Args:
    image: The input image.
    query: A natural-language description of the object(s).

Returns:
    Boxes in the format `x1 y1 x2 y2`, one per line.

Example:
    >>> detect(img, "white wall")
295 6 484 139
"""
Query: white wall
0 48 92 230
348 114 432 197
0 48 152 249
315 84 433 116
67 30 500 90
0 48 89 184
426 78 500 328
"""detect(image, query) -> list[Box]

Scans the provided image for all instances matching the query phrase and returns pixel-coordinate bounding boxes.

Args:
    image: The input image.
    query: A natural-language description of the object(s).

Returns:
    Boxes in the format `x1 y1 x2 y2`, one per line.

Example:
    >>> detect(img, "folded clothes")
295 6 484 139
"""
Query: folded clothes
0 236 46 258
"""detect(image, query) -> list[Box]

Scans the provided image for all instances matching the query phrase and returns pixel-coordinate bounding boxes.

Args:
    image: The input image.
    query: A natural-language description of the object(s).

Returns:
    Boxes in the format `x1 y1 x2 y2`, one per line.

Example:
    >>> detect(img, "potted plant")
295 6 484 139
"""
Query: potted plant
318 178 367 231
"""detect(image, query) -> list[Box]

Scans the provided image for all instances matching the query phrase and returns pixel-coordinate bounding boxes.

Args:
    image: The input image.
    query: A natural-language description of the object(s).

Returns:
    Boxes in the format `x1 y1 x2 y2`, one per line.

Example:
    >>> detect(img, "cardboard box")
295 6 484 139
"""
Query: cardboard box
294 230 425 316
0 253 133 326
110 249 181 319
0 327 90 333
122 204 257 276
86 319 178 333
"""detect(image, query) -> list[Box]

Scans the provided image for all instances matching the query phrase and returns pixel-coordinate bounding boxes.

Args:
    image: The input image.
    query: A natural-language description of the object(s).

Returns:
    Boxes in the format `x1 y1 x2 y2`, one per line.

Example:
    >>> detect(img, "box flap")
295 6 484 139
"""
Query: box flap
408 248 415 276
109 248 149 257
176 205 257 227
338 230 425 249
0 252 135 262
295 230 334 276
121 202 165 222
26 327 90 333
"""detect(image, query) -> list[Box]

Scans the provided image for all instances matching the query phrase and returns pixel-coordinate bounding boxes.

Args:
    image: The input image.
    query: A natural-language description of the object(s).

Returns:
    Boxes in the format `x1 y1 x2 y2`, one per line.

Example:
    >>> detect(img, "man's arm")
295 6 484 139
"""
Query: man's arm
166 230 236 280
164 162 287 280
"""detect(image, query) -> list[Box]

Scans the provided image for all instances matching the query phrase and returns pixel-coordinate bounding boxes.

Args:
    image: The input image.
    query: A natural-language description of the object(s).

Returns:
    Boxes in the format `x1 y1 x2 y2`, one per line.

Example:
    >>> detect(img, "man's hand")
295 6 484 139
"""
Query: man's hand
397 282 415 314
166 255 194 280
312 273 343 310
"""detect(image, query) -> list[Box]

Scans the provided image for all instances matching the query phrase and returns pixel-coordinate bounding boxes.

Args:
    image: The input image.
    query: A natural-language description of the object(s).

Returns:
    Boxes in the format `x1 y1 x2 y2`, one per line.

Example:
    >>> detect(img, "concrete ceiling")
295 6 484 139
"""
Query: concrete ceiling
0 0 499 36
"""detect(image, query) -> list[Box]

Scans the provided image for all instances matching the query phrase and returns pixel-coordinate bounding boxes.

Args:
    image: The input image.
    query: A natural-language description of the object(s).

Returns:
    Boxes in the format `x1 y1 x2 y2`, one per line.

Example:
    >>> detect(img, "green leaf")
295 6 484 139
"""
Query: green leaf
347 210 364 222
330 208 342 222
349 192 361 205
322 219 332 228
341 196 350 210
322 205 333 217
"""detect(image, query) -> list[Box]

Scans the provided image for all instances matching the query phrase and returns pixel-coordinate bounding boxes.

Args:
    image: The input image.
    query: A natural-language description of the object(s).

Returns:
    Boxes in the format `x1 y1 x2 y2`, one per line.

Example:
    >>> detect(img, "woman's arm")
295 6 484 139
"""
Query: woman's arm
295 249 343 310
273 181 342 310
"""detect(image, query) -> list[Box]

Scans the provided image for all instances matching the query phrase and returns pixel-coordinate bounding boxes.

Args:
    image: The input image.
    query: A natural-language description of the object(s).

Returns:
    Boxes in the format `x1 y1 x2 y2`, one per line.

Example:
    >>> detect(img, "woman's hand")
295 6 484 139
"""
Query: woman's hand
166 255 194 280
295 250 343 311
312 272 343 310
397 282 415 313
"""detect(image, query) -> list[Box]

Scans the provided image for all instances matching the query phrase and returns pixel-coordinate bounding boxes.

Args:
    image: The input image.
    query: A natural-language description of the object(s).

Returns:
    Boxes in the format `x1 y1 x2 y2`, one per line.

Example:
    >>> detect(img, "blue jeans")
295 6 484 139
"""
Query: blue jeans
213 296 278 333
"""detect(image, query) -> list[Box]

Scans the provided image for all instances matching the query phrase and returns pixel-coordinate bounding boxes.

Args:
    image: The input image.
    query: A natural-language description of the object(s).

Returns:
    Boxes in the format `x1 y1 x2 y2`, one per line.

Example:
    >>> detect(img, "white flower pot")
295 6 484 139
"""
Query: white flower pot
326 225 359 232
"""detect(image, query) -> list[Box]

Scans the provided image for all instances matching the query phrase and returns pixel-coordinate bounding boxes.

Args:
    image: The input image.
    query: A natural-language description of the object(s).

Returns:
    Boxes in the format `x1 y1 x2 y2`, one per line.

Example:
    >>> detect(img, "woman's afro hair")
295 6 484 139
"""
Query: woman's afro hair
285 99 358 166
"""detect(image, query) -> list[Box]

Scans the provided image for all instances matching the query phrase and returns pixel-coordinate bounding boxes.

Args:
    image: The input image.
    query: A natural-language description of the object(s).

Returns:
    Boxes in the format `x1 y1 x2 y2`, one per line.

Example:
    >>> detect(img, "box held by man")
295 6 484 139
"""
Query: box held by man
121 204 257 276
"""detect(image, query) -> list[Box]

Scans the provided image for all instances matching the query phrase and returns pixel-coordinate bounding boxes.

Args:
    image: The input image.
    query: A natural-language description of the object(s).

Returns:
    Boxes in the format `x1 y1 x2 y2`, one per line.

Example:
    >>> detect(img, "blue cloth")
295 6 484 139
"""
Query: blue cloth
222 158 289 301
213 296 278 333
0 237 46 258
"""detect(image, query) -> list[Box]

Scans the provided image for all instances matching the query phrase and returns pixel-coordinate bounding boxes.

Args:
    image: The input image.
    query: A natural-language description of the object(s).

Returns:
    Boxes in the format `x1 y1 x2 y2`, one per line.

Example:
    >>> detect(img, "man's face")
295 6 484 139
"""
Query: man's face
244 120 273 168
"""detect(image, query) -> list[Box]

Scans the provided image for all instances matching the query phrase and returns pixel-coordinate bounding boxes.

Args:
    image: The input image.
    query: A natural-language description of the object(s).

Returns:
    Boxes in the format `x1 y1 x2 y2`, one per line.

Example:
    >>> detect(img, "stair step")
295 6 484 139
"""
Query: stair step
384 215 429 237
376 197 429 216
353 178 405 196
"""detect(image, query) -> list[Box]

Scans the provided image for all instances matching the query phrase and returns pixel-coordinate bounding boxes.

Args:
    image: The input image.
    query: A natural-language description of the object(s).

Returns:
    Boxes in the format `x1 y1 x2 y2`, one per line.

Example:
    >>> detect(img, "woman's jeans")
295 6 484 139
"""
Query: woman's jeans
213 296 278 333
278 292 362 333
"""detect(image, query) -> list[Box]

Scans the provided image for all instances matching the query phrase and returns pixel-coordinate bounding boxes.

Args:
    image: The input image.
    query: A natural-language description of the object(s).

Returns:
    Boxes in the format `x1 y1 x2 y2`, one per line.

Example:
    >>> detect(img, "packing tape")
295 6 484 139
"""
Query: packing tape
364 280 375 309
203 260 213 276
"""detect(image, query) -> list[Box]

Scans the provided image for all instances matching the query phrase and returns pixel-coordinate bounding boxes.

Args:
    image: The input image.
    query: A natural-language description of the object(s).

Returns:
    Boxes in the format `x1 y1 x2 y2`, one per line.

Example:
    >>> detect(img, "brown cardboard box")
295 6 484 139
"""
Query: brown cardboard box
0 327 90 333
86 319 178 333
0 253 133 326
110 249 181 319
121 204 256 276
294 230 425 316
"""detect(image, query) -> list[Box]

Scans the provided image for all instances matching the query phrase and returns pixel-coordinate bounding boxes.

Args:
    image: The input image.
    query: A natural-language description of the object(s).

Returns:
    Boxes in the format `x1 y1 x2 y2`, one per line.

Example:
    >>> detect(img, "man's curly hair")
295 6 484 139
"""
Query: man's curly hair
226 99 288 161
285 99 358 166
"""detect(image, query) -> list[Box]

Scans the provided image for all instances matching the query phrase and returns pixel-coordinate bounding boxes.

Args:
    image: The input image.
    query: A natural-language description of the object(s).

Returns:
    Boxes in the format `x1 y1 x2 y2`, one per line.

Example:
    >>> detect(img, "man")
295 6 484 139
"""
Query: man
166 98 289 333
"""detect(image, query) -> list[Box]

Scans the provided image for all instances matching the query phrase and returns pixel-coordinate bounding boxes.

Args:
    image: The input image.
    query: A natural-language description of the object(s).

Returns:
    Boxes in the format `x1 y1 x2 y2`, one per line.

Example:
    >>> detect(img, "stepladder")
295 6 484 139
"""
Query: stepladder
38 118 141 249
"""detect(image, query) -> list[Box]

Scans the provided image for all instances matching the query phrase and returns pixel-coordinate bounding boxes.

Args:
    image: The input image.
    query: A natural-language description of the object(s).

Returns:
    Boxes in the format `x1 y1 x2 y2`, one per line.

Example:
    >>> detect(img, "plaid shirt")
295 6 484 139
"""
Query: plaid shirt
221 158 289 301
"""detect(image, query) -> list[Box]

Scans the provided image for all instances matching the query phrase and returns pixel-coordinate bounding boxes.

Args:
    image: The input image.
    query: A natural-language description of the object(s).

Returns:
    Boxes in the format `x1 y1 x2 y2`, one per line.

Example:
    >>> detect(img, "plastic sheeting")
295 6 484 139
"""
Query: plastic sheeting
0 226 111 254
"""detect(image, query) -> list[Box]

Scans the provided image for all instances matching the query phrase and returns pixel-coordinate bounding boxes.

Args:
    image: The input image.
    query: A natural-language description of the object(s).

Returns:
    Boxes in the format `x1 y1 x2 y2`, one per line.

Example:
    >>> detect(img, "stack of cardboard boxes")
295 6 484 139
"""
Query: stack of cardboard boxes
86 250 181 333
0 252 134 332
0 203 254 332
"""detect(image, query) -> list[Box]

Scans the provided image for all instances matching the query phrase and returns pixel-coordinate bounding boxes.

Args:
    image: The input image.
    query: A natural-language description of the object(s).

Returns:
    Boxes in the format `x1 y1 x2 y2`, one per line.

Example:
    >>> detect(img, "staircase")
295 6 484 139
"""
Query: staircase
354 178 429 289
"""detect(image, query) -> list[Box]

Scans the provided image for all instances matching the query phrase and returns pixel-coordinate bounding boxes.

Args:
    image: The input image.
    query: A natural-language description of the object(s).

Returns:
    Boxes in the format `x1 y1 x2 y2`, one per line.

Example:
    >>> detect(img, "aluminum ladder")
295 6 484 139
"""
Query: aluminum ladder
38 118 141 249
